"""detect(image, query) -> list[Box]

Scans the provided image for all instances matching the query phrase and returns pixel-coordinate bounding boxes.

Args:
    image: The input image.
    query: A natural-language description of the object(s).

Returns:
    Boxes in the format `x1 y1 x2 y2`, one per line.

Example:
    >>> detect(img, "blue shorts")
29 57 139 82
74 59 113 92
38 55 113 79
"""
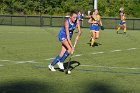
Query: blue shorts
59 33 73 42
90 25 100 31
120 21 126 25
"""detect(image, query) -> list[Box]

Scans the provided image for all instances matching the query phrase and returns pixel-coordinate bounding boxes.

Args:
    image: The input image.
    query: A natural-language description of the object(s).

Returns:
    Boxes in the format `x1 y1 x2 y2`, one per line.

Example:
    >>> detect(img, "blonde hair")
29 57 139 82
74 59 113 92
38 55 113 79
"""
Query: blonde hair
119 7 124 12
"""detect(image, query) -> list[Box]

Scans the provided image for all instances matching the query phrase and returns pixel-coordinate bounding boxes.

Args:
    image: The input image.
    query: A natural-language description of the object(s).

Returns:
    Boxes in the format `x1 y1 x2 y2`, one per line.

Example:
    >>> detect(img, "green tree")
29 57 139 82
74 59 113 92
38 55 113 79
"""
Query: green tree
0 0 139 17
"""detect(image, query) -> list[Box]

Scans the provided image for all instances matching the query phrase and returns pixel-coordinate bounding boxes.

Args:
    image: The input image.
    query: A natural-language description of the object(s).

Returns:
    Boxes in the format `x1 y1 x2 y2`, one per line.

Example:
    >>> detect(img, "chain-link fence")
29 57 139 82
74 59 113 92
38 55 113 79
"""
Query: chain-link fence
0 15 140 30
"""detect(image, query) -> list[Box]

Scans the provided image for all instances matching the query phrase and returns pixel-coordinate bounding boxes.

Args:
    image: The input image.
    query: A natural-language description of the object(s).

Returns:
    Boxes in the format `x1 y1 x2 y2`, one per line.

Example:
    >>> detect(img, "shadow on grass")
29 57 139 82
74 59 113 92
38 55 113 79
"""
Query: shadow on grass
117 32 126 35
85 81 120 93
33 61 80 72
0 80 53 93
87 42 102 47
64 61 80 71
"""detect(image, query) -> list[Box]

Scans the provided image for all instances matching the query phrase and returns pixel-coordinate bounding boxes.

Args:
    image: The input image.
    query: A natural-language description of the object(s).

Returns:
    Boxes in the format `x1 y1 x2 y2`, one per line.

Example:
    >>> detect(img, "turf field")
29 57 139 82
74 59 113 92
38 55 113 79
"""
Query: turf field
0 26 140 93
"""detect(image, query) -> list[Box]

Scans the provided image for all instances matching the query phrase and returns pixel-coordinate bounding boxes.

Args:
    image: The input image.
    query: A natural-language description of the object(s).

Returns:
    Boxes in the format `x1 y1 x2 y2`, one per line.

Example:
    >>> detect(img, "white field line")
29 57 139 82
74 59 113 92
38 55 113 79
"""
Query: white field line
0 65 4 67
111 50 122 52
0 47 138 65
127 48 137 50
45 58 55 61
15 60 38 64
91 52 104 55
72 54 82 57
15 61 26 64
0 60 10 62
80 65 140 70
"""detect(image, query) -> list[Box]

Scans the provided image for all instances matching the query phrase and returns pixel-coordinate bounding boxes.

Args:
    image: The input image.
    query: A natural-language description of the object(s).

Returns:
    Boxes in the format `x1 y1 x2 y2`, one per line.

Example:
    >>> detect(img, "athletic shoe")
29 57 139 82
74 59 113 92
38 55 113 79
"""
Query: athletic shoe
57 62 64 70
48 64 56 71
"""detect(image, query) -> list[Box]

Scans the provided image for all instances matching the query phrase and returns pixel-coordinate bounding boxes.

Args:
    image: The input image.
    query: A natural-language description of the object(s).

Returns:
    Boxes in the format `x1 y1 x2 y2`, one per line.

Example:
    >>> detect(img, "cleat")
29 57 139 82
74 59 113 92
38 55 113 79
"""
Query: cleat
48 64 56 71
57 62 64 70
116 31 118 34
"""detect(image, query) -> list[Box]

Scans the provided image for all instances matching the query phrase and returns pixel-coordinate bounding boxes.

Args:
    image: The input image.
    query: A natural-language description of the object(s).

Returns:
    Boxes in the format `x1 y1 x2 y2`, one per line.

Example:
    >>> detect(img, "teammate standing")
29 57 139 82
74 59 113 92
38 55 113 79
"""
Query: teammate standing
77 11 82 20
48 11 82 71
117 7 127 34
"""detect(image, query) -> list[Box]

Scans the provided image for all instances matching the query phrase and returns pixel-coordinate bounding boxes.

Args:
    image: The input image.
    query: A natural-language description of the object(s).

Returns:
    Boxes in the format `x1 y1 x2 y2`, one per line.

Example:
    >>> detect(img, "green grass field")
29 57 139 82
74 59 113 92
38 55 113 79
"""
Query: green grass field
0 26 140 93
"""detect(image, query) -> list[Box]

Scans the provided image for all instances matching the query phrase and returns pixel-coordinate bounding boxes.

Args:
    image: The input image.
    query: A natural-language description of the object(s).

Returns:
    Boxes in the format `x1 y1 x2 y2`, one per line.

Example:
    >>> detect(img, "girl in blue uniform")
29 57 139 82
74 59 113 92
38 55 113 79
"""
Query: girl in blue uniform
77 11 82 20
48 11 82 71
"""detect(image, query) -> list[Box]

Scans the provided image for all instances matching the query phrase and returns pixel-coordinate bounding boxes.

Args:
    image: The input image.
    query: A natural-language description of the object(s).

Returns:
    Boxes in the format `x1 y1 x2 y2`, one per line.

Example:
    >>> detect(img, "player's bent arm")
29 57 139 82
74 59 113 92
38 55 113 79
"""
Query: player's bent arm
98 16 102 26
99 19 103 26
88 18 92 24
65 20 73 47
76 20 82 41
88 18 95 24
85 15 91 19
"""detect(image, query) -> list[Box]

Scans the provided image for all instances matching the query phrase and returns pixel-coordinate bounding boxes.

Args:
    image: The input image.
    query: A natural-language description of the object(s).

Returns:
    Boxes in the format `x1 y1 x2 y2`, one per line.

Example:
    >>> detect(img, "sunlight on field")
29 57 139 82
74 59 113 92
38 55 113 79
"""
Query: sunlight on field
0 26 140 93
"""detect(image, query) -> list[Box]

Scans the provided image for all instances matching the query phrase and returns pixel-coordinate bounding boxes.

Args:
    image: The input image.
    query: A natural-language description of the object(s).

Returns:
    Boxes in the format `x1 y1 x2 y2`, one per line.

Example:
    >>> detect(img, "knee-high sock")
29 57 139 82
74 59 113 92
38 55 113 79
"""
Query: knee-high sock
124 27 126 32
60 51 69 63
51 55 61 66
117 26 120 31
91 38 95 46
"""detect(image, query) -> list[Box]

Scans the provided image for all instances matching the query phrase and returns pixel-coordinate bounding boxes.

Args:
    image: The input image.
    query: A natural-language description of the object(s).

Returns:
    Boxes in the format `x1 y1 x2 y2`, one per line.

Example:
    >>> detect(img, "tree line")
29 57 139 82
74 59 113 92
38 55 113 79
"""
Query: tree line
0 0 140 17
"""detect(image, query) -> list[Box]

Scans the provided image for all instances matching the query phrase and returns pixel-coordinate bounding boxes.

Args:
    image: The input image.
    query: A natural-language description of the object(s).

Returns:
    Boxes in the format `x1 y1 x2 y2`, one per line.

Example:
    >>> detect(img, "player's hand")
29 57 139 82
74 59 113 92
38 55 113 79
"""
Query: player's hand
71 46 74 54
76 36 79 41
101 26 104 30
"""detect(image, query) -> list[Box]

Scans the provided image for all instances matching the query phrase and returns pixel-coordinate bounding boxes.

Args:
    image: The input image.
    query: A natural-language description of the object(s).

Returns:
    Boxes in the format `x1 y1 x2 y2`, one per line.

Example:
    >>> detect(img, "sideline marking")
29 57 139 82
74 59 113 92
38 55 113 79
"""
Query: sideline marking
72 54 82 57
0 65 4 67
0 60 10 62
43 47 137 61
0 47 138 65
127 48 137 50
75 69 140 75
45 58 55 61
111 50 122 52
80 65 140 70
15 60 37 64
91 52 104 55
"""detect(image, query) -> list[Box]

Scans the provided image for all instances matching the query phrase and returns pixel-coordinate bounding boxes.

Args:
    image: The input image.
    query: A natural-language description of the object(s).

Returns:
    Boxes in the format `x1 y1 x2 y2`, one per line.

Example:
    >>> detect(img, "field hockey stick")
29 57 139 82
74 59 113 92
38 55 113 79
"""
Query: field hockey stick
72 39 77 54
65 39 78 74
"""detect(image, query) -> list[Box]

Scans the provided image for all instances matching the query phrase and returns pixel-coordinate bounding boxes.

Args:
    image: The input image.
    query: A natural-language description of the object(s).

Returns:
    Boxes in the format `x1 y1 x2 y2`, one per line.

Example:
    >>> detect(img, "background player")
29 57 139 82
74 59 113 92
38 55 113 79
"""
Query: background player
117 7 127 34
88 9 103 47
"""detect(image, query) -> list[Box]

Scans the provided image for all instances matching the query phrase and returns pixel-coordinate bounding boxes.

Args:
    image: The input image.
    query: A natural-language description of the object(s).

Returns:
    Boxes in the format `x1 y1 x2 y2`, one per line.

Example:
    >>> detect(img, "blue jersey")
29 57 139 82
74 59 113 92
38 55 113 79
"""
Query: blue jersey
59 18 77 42
77 15 81 20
